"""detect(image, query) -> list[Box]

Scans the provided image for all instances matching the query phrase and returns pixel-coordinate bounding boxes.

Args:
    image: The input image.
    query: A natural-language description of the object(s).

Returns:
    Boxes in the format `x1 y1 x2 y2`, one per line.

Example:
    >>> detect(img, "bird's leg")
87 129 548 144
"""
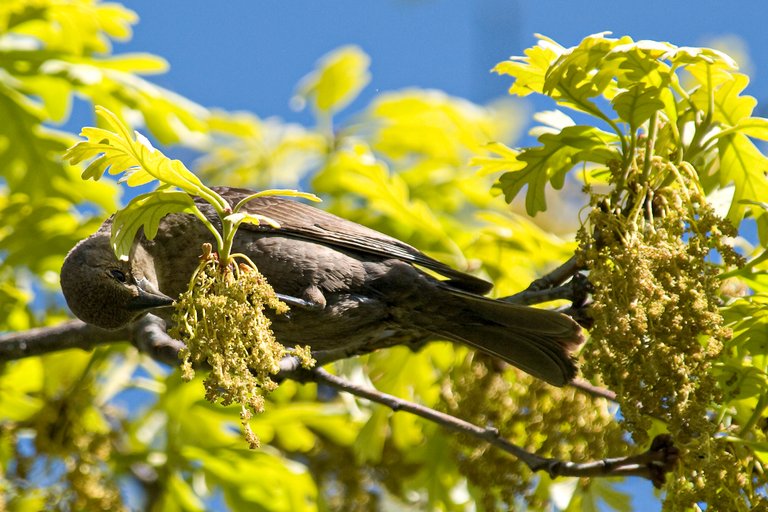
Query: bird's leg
558 303 594 329
275 293 324 311
501 257 593 328
526 255 582 291
502 272 592 306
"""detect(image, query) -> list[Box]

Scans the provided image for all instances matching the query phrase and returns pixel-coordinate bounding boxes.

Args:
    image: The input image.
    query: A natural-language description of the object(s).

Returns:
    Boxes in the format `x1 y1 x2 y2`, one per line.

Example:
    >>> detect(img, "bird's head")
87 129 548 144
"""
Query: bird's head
60 232 175 329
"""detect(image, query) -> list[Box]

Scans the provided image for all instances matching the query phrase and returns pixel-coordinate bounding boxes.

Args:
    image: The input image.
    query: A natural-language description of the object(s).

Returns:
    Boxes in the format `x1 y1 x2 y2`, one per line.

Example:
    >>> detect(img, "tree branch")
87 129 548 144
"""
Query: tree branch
130 315 185 366
288 366 678 487
500 257 593 329
0 315 678 486
0 320 130 360
0 314 182 366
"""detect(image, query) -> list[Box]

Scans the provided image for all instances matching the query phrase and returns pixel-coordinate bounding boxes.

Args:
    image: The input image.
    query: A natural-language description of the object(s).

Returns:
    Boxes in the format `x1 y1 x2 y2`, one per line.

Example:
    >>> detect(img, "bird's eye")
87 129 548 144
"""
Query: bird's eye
109 269 127 283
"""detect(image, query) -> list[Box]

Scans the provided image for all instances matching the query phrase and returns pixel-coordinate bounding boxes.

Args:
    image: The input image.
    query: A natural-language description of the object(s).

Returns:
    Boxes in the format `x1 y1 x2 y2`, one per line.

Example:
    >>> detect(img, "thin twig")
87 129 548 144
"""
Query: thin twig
570 378 617 402
291 367 677 486
0 315 181 366
504 274 591 312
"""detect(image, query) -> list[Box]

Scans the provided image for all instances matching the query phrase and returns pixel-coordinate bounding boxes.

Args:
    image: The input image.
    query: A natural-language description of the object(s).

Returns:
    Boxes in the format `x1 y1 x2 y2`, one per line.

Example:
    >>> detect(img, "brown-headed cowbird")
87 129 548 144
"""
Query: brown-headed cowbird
60 187 584 386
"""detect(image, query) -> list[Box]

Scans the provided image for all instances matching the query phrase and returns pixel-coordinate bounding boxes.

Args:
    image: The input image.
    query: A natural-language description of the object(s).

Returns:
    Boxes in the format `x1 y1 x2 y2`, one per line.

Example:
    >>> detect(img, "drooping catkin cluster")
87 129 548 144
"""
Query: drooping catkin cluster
441 353 629 510
38 403 123 511
171 247 298 448
577 156 754 509
2 384 125 511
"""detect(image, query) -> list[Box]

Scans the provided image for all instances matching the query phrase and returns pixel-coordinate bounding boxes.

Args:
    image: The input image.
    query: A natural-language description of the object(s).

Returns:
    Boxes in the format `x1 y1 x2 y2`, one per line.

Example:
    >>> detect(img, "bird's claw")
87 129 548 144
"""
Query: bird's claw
276 293 324 311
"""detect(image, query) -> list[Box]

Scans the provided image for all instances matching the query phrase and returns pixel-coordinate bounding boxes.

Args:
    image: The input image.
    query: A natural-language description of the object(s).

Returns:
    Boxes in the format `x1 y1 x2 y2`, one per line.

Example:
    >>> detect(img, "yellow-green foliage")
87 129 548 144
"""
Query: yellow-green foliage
3 5 768 511
486 33 768 511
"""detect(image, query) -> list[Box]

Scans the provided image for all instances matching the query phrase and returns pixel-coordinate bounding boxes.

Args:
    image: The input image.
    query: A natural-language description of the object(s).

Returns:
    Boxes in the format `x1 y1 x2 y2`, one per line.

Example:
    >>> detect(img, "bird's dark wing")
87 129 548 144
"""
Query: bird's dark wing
211 187 493 294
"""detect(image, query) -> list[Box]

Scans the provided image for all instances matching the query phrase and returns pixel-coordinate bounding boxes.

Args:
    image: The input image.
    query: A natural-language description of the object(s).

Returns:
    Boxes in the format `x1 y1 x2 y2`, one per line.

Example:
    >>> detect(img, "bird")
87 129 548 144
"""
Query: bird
60 186 584 386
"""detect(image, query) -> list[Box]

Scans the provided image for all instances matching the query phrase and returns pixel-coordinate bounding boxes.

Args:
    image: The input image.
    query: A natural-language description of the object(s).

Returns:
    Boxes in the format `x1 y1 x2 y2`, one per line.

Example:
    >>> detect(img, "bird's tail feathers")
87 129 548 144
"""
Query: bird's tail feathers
431 289 585 386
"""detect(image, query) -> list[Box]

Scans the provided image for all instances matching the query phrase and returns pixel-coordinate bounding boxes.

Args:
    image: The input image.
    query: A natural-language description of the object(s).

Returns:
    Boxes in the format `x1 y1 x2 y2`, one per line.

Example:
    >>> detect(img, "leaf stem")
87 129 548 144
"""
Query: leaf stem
219 218 237 265
682 66 715 163
739 394 768 438
641 111 659 184
615 129 637 198
190 208 224 254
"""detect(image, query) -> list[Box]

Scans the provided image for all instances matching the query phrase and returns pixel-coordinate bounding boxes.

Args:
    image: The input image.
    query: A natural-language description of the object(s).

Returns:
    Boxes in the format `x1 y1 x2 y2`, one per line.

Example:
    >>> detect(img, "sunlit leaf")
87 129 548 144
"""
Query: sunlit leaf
611 84 664 129
295 45 371 113
111 188 200 260
543 32 627 110
313 141 451 245
0 359 44 421
492 125 620 214
605 43 672 90
98 53 169 74
4 492 49 512
711 73 755 125
732 117 768 140
225 211 281 230
166 472 206 512
184 446 317 511
530 109 576 134
368 89 505 165
65 106 208 195
544 65 607 116
354 406 389 464
197 112 325 189
717 133 768 237
493 34 565 97
666 45 739 69
716 356 767 399
471 142 525 177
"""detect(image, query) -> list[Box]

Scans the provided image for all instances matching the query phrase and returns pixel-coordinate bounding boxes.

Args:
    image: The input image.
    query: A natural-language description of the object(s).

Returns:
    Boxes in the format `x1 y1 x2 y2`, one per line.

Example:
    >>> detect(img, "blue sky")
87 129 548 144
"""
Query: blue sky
109 2 767 510
116 0 768 124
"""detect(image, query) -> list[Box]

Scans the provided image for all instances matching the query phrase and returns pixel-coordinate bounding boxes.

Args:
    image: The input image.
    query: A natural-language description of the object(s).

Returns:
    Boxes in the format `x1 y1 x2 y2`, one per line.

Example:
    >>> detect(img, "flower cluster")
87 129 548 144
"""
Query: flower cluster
171 247 291 448
441 353 628 509
577 154 753 509
2 386 125 510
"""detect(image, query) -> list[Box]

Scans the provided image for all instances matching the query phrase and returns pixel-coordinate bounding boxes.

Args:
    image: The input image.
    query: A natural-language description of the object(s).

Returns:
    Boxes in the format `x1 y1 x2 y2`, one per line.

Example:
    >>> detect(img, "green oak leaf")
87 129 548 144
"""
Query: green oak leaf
294 45 371 114
111 188 200 261
493 35 564 97
611 84 664 129
492 125 620 215
65 106 226 211
717 133 768 241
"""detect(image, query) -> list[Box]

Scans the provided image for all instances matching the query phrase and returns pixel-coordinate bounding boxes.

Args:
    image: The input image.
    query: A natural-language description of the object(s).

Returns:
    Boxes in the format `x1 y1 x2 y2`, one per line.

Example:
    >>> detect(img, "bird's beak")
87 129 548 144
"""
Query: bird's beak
129 277 175 310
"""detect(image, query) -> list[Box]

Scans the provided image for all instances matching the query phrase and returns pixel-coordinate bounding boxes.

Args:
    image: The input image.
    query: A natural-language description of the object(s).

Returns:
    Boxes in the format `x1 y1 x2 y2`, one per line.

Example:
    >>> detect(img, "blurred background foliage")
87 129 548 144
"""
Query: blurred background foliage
0 1 766 511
